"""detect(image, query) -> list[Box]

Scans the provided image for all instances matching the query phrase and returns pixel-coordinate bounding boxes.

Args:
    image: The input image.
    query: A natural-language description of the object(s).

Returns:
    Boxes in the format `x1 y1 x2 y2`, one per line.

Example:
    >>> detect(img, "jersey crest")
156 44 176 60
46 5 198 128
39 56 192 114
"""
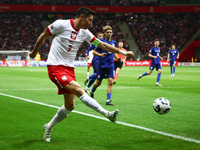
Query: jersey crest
70 31 77 40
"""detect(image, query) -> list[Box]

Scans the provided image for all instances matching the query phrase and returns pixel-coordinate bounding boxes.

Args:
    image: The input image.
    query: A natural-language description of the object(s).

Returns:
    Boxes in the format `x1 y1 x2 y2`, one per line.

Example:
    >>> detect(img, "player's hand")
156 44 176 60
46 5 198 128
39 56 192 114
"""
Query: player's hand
118 58 122 62
160 57 163 60
127 51 134 57
154 56 157 59
101 53 107 57
29 50 37 59
86 56 90 61
167 59 169 62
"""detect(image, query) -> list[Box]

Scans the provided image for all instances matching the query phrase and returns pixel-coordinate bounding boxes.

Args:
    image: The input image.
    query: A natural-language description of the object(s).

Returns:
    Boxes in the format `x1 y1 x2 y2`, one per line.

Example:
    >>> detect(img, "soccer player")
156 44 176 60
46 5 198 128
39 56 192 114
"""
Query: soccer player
90 25 122 106
84 32 105 93
167 44 179 76
137 39 163 86
113 41 127 84
29 7 134 142
35 52 41 67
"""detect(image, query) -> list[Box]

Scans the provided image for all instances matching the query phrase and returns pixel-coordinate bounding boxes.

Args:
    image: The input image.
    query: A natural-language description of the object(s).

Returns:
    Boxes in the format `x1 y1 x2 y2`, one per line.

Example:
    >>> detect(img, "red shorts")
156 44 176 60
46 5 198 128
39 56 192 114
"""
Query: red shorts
88 63 92 67
47 65 76 95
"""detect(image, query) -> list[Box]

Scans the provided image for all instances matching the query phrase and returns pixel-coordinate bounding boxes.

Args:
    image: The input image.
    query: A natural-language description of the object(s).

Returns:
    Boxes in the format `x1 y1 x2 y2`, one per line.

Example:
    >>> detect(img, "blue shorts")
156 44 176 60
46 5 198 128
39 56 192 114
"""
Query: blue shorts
170 60 176 67
149 62 162 71
97 67 115 81
92 60 99 73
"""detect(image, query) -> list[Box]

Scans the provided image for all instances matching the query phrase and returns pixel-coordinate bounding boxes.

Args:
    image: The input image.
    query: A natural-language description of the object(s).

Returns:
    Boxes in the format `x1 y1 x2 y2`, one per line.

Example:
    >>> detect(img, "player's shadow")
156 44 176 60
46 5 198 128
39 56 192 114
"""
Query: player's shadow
13 139 44 149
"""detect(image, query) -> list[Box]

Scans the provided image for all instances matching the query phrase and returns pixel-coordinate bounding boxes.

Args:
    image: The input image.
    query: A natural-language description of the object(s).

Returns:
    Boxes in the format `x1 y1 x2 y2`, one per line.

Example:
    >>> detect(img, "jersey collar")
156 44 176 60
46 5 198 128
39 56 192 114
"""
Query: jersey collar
70 19 80 32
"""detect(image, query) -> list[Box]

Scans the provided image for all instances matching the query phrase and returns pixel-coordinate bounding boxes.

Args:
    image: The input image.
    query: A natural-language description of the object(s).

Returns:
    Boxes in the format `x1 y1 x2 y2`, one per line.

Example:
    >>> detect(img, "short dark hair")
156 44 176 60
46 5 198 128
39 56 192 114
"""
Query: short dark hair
76 7 96 18
171 43 175 46
155 39 159 42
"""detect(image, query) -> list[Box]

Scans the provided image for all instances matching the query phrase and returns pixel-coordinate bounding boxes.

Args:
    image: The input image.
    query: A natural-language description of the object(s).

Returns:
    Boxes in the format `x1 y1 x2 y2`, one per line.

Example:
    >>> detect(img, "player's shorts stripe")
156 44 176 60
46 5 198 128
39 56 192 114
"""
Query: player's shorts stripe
46 27 52 36
53 74 63 88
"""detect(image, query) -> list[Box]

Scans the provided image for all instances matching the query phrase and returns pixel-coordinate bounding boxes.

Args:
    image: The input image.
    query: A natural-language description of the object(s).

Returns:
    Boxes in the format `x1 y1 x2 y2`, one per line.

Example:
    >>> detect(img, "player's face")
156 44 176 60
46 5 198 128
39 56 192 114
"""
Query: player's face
104 29 113 40
118 42 123 48
172 45 175 50
154 41 160 47
80 14 93 29
97 33 103 39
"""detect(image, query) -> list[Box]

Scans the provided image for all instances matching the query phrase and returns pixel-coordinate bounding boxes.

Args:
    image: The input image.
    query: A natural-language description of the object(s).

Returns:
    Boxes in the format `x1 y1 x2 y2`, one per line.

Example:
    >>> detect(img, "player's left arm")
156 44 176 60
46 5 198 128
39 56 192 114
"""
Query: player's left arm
95 40 134 57
177 52 180 59
159 56 163 60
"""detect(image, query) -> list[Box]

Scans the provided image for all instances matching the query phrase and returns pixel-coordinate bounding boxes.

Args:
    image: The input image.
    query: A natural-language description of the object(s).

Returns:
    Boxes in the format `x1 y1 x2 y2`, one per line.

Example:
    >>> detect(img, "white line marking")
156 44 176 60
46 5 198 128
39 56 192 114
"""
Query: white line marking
0 86 200 92
0 92 200 144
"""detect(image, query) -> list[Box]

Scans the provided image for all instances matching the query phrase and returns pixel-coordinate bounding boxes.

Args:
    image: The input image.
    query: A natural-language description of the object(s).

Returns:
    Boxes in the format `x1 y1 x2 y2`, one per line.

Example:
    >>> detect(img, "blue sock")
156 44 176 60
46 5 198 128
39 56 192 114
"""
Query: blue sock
157 73 161 83
107 93 112 101
89 73 97 80
91 87 96 93
87 78 96 88
142 72 148 77
171 67 173 74
173 67 175 74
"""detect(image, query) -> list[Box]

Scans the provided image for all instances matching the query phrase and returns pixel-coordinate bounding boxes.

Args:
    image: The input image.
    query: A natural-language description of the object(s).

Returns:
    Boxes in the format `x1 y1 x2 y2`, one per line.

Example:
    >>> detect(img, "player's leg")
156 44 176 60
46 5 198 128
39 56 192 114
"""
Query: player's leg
156 67 162 86
137 65 153 80
90 79 102 98
170 61 173 76
43 93 75 142
65 80 119 122
114 67 121 84
106 77 114 106
173 61 176 75
85 63 98 90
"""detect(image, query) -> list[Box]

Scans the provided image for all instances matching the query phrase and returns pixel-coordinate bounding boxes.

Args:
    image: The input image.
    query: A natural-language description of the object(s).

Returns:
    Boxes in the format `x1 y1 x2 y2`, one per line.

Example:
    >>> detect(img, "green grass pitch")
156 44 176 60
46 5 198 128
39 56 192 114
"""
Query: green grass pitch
0 66 200 150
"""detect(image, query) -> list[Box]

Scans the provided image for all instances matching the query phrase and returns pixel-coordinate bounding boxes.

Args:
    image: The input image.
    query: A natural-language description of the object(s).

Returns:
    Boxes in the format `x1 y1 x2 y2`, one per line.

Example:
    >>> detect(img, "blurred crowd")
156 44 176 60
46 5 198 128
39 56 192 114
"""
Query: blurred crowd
1 0 160 6
0 12 127 60
127 13 200 59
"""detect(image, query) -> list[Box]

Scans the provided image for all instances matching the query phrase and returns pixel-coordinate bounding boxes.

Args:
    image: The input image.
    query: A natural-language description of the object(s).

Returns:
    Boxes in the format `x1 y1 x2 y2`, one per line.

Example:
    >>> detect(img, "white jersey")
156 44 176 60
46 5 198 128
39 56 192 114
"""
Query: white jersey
47 19 96 67
88 50 94 63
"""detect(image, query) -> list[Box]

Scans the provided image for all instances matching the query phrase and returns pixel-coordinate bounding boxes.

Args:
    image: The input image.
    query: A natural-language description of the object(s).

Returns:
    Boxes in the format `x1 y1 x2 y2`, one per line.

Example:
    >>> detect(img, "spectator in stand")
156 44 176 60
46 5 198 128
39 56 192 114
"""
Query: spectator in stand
127 13 200 58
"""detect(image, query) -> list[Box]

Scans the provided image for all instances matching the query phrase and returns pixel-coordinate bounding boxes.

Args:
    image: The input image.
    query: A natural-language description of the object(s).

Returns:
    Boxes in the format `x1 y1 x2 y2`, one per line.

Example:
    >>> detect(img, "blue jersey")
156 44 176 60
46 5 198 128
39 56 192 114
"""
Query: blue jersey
96 38 116 68
168 49 179 61
86 44 100 64
149 46 161 64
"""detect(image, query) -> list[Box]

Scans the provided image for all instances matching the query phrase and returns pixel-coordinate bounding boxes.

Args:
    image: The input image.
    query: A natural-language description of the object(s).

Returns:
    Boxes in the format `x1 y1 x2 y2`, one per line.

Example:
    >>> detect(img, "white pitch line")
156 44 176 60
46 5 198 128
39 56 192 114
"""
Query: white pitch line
0 86 200 92
0 92 200 144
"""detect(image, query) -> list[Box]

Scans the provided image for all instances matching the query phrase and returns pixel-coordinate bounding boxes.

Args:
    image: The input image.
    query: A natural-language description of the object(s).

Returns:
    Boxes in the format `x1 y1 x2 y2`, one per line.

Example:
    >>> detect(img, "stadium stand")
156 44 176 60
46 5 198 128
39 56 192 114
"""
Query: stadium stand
0 12 127 60
127 13 200 59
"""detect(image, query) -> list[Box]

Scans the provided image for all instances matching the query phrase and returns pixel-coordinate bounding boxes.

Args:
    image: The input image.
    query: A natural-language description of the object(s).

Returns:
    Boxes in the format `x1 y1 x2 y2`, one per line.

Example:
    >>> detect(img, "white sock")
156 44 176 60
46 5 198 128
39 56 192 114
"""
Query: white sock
87 72 90 79
47 105 71 129
79 93 109 117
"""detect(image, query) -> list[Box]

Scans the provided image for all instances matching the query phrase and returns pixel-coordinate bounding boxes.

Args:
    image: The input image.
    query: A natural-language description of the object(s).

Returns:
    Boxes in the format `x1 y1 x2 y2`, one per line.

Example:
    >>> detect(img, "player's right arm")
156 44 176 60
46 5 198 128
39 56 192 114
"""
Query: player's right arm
167 53 170 61
148 53 157 59
29 28 50 58
96 40 134 58
93 50 107 57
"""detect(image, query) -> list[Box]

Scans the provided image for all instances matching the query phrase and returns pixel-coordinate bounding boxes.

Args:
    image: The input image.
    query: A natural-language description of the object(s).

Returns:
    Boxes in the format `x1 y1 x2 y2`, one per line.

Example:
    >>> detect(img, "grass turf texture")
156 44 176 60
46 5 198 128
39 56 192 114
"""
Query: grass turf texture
0 66 200 150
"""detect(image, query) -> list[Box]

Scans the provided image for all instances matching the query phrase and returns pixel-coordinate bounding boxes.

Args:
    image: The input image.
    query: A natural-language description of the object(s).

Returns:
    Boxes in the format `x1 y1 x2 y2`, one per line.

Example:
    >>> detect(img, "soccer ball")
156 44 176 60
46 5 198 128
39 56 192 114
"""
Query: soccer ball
153 97 171 115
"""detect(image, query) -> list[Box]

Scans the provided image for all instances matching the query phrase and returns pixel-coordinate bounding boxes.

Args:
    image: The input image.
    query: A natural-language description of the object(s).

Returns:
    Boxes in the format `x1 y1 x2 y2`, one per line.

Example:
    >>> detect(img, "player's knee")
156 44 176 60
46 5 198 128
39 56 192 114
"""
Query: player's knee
65 104 75 111
148 71 152 75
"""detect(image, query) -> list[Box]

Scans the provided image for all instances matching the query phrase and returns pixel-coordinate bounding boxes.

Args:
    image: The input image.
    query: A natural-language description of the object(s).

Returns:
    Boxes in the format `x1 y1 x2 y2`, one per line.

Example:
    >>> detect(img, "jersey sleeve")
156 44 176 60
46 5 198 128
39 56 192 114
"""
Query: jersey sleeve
47 20 64 36
85 29 96 44
149 47 153 54
168 50 171 54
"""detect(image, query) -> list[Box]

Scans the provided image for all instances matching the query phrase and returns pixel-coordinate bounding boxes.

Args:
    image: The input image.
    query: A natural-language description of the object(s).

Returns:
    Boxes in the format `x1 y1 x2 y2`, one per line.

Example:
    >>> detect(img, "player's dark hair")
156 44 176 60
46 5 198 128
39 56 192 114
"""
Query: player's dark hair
76 7 96 18
171 43 175 46
97 32 103 36
155 39 159 42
